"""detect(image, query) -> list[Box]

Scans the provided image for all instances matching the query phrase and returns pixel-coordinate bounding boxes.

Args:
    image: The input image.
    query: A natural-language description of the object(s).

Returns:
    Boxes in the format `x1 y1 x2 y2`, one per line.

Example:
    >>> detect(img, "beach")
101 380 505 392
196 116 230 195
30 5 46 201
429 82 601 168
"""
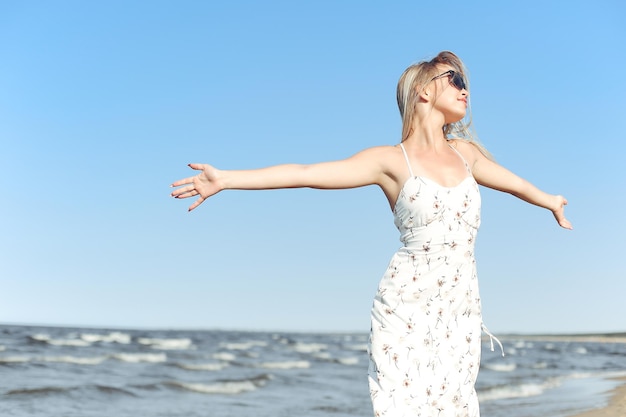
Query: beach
568 377 626 417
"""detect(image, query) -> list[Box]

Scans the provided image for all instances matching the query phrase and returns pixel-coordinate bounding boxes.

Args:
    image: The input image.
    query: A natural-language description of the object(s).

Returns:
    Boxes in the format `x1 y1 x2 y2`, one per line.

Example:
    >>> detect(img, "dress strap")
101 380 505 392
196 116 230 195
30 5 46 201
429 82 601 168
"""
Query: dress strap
448 141 472 175
398 143 415 177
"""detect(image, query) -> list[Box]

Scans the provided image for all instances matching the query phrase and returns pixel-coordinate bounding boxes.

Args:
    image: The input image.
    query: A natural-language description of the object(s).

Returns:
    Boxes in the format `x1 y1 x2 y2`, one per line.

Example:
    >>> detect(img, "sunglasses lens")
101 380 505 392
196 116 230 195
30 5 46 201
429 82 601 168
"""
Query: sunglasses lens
452 73 466 90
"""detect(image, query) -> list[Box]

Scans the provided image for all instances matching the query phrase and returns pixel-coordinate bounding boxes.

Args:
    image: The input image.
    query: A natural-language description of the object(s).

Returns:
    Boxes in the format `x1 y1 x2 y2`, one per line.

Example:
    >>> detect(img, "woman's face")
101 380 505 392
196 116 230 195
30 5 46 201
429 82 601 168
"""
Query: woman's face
430 65 469 124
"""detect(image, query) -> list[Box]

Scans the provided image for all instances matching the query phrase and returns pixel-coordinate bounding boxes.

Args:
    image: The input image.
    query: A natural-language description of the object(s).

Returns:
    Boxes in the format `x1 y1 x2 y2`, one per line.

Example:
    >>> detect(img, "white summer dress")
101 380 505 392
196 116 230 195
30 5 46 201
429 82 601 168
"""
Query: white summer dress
368 142 499 417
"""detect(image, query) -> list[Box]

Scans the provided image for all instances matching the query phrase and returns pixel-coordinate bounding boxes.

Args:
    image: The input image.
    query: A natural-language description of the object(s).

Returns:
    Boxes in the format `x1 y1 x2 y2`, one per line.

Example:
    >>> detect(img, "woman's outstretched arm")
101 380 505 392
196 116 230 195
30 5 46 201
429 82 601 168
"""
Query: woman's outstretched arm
170 146 390 211
462 142 573 230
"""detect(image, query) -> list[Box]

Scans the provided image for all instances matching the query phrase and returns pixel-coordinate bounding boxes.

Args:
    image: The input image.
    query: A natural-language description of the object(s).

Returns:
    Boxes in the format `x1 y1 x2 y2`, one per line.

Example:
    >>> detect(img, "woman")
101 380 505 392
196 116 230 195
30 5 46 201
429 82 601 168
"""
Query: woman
171 51 571 417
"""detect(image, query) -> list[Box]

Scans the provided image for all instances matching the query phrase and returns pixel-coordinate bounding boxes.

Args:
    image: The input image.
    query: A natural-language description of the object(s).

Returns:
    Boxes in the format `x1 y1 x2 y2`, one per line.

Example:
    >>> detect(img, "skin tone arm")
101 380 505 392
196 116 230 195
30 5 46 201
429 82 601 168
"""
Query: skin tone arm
459 141 573 230
172 140 572 229
170 147 395 211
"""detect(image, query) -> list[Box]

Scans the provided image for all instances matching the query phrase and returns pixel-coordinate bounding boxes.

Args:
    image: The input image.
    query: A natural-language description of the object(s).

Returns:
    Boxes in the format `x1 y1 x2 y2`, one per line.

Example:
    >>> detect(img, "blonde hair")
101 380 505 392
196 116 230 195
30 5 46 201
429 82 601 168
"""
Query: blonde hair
396 51 492 158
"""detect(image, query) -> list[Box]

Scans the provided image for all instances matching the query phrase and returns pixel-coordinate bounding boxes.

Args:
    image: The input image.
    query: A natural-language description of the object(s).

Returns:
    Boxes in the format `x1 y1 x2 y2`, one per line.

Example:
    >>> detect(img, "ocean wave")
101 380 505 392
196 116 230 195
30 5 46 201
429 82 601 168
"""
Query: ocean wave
137 337 194 350
510 340 535 349
219 341 267 350
6 384 137 398
5 386 71 397
167 374 272 395
483 362 517 372
291 342 328 353
212 352 236 361
0 345 5 352
256 360 310 369
40 355 107 365
171 380 257 395
334 357 359 366
240 351 260 359
30 334 91 347
344 343 368 352
479 378 560 402
1 355 111 366
0 356 31 364
94 385 137 396
543 343 560 352
175 362 228 371
309 352 360 366
80 332 131 344
312 352 332 360
111 353 167 363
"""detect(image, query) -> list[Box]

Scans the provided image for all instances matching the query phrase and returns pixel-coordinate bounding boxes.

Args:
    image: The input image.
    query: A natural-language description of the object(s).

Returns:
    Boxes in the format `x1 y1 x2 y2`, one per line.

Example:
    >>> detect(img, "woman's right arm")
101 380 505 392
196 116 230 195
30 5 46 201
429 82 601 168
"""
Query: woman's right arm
462 142 572 230
170 146 392 211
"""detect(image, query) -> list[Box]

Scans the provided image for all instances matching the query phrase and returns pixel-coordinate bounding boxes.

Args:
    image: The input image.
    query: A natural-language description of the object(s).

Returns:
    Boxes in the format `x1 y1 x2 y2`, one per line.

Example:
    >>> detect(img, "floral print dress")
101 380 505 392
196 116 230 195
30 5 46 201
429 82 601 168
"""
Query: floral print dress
368 142 488 417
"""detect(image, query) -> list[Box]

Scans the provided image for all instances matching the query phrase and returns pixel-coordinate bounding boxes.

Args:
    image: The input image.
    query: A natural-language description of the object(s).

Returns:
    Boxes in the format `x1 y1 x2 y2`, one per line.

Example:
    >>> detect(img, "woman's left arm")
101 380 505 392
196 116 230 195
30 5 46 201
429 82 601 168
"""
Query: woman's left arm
463 143 572 230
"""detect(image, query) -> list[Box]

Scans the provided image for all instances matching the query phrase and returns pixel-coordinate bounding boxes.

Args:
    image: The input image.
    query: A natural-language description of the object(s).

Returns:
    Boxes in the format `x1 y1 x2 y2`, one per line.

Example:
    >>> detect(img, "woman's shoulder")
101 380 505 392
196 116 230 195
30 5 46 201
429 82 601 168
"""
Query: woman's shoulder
352 144 407 176
354 144 403 160
448 138 486 157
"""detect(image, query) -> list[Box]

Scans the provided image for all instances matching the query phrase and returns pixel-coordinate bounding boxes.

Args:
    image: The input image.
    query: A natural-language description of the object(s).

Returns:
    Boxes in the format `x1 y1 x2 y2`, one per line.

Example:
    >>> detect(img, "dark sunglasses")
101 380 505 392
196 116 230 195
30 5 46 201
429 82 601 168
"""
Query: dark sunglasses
431 70 466 91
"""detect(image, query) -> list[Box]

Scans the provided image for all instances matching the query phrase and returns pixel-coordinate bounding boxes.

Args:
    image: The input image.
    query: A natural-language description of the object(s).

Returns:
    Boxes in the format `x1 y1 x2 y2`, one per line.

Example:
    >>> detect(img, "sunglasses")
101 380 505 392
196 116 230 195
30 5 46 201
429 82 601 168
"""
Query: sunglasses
431 70 467 91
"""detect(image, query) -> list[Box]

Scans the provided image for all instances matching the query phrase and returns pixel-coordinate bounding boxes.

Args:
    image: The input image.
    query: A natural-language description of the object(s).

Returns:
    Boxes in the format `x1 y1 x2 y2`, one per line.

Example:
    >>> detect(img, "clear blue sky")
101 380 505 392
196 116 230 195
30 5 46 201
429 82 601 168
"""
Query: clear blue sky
1 1 624 334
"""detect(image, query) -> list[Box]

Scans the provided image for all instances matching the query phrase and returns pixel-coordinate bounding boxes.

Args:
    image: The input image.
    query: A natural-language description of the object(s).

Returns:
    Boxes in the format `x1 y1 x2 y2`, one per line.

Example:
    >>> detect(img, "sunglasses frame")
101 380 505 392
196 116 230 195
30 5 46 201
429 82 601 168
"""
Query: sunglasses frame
431 70 467 91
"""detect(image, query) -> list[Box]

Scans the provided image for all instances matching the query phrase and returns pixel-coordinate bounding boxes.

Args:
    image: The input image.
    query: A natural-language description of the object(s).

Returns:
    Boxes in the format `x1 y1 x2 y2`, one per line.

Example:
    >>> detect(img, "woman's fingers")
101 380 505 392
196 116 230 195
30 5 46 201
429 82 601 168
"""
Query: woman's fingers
171 163 215 210
170 184 196 198
188 197 205 212
170 176 194 188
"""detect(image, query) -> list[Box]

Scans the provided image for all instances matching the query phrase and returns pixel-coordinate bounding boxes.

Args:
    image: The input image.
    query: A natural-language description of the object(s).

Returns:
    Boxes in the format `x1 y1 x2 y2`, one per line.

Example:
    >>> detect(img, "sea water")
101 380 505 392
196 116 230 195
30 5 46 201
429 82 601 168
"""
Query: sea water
1 325 625 417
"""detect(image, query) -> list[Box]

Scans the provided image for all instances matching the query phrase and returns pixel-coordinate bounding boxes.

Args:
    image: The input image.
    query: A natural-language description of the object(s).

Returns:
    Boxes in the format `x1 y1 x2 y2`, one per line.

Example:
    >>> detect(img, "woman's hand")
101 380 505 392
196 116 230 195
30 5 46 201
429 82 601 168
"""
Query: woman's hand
552 195 573 230
170 163 222 211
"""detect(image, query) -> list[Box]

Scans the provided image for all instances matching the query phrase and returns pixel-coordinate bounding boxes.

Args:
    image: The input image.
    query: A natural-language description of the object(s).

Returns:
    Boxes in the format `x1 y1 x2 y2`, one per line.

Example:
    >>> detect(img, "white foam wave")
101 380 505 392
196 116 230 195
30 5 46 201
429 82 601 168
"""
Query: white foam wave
31 333 50 342
0 345 5 352
178 362 228 371
0 356 31 363
345 343 368 352
310 352 359 365
212 352 236 361
41 355 107 365
291 342 327 353
111 353 167 363
574 347 587 354
568 371 596 379
479 379 560 402
312 352 332 360
483 362 517 372
335 357 359 366
544 343 559 351
219 341 267 350
174 380 257 395
137 337 193 350
80 332 131 344
257 360 310 369
31 334 91 347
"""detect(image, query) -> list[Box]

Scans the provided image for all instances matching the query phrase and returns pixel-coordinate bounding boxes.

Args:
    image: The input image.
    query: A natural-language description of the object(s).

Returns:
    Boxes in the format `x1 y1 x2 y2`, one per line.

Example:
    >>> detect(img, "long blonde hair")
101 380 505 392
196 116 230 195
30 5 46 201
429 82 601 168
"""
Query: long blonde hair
396 51 491 158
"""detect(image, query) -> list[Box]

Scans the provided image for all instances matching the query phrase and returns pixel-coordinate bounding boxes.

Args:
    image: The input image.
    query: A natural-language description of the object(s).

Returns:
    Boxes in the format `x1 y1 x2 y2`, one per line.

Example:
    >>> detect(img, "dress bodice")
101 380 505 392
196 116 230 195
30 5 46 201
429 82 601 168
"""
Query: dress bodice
393 143 481 249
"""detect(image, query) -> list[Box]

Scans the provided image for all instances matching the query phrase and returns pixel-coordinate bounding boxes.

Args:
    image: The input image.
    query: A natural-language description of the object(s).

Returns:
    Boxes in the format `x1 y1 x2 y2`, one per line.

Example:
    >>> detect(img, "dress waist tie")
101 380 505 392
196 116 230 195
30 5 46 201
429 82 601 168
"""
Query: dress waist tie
481 324 505 357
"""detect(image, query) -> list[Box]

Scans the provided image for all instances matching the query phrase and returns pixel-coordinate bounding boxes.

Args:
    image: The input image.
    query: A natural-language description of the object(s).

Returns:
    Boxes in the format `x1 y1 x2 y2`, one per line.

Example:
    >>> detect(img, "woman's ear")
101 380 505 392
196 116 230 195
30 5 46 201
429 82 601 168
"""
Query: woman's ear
418 87 430 102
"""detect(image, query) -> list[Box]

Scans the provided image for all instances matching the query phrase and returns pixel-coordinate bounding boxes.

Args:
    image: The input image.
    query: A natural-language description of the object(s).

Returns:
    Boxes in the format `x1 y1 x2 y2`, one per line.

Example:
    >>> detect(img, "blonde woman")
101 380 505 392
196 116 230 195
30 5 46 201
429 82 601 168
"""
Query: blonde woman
171 51 571 416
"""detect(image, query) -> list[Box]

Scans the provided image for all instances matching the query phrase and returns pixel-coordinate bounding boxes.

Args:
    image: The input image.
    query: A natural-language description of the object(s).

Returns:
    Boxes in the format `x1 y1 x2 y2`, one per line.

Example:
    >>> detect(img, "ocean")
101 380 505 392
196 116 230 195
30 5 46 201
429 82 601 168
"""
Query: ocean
1 324 625 417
